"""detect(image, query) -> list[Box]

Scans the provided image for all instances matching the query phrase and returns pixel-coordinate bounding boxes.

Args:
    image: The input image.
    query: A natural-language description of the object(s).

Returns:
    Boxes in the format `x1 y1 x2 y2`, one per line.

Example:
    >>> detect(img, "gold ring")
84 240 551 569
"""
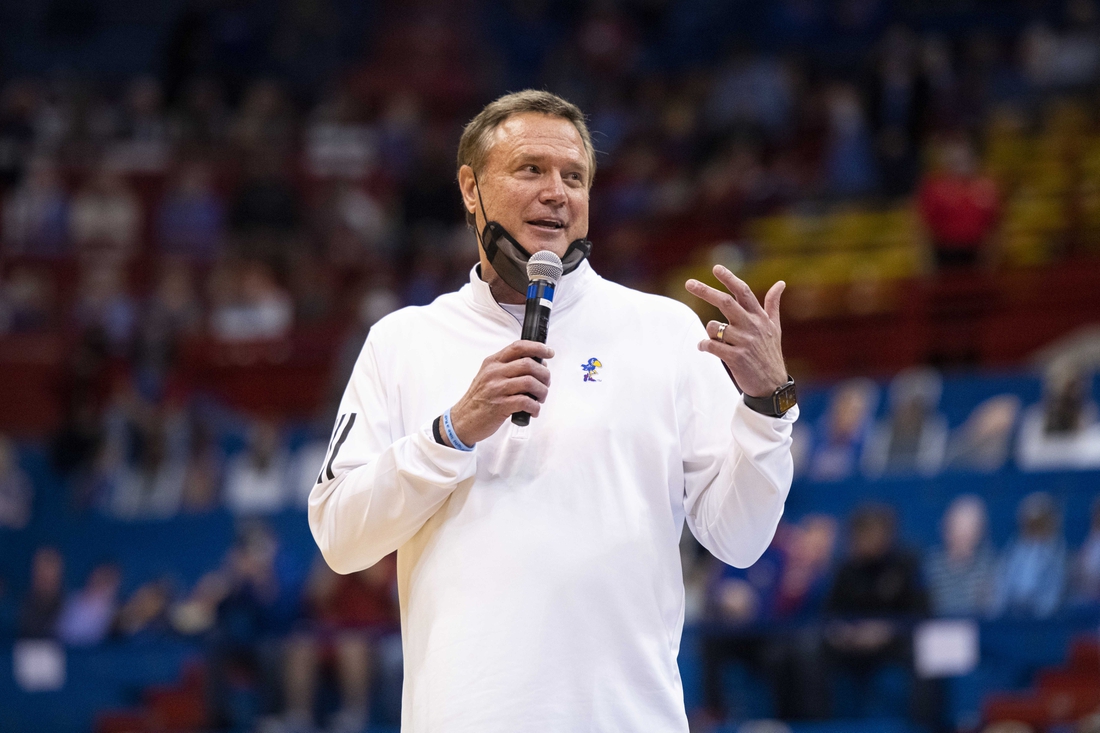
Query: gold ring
715 322 728 342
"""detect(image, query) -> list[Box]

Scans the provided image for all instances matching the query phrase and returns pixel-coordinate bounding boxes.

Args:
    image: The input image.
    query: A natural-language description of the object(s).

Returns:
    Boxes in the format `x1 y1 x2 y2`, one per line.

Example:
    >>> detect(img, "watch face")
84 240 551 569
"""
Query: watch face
775 383 798 414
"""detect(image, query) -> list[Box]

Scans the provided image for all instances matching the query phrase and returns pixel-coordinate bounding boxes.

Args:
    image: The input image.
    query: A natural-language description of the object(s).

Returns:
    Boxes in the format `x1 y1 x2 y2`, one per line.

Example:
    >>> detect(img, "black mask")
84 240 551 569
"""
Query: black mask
473 175 592 294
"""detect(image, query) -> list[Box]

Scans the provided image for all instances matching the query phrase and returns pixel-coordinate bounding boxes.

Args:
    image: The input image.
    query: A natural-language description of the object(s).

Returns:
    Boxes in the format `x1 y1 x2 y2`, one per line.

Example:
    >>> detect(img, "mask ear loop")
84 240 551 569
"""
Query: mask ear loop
472 171 491 250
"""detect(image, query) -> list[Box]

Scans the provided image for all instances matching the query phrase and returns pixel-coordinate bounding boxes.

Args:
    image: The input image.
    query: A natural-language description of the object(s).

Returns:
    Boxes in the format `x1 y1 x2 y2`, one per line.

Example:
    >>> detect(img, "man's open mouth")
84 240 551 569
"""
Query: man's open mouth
528 219 565 230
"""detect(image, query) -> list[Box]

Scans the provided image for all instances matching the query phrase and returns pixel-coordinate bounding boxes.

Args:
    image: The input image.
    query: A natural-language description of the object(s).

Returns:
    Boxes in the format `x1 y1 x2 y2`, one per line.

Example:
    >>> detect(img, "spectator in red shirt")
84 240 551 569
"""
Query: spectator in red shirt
917 135 1000 270
279 553 398 733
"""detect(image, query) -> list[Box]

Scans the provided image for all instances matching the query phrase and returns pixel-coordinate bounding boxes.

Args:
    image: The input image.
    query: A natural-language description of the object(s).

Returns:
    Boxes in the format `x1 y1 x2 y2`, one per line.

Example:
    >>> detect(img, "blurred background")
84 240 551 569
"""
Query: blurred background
1 0 1100 732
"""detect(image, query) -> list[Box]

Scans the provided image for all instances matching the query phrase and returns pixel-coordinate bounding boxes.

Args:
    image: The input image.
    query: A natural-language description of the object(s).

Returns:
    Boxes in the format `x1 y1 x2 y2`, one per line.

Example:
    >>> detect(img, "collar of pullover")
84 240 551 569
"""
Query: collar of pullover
464 258 597 321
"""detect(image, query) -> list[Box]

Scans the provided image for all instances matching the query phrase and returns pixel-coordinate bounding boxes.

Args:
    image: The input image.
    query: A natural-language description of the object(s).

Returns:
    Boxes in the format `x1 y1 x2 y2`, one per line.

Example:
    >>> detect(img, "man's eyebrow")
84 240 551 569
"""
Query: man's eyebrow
510 151 589 171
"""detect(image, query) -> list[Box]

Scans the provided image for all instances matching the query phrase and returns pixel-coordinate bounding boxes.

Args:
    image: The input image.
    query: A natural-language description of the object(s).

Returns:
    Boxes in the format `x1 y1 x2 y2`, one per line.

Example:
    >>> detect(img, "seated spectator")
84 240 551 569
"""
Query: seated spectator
992 492 1067 619
824 504 928 718
70 170 142 260
0 436 32 529
56 563 122 646
95 379 190 519
944 394 1021 472
18 546 64 638
72 263 137 354
103 410 189 521
224 421 289 515
156 162 226 260
823 82 879 198
132 263 202 389
181 420 223 514
916 134 1000 270
170 572 228 637
280 553 399 733
2 157 69 256
802 378 879 481
702 516 837 721
924 495 996 616
0 265 56 334
116 577 173 639
209 261 294 342
1017 362 1100 471
863 367 948 477
206 521 303 730
1073 496 1100 606
105 76 170 174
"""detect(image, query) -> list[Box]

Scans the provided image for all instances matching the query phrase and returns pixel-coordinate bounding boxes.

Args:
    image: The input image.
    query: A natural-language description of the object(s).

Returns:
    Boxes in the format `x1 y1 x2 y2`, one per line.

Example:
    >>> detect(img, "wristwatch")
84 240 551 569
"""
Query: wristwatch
743 377 797 417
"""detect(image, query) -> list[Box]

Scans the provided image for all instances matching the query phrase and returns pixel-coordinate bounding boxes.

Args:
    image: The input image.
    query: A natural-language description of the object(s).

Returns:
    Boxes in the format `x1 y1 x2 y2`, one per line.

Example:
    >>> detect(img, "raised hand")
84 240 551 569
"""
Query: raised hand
447 340 554 447
685 265 787 399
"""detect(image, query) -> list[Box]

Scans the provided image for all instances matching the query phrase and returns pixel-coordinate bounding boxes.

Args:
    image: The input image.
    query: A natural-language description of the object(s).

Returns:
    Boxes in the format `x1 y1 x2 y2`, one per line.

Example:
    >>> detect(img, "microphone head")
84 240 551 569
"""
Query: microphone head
527 250 564 285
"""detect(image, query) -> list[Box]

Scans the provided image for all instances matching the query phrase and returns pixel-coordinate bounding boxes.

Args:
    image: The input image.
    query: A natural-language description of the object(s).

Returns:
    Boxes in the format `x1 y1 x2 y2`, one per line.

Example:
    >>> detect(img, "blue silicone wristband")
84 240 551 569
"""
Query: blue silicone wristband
442 408 474 452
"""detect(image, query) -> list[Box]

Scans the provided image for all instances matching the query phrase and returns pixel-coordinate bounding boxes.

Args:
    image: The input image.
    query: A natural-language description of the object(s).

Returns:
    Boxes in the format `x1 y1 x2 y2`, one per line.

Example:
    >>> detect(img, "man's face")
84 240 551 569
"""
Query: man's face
460 112 591 261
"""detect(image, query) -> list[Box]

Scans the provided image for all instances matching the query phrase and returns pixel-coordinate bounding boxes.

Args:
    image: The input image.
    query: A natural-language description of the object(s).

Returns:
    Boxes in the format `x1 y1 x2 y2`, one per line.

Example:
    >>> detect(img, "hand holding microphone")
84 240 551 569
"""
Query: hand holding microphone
445 252 563 448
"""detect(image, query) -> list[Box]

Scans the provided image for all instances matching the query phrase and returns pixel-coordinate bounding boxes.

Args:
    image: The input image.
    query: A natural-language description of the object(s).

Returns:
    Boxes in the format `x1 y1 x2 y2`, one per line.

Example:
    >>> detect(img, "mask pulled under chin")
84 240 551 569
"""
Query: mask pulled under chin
480 220 592 294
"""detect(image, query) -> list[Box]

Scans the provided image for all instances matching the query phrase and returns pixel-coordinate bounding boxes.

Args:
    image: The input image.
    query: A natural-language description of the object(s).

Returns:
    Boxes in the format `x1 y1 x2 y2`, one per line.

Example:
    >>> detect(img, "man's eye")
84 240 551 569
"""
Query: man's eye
524 165 539 174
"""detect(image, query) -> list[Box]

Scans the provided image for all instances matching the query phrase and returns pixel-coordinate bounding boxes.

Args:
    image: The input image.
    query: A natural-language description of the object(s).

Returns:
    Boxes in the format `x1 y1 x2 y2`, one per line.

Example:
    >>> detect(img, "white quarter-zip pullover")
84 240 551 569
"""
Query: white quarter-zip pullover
309 260 797 732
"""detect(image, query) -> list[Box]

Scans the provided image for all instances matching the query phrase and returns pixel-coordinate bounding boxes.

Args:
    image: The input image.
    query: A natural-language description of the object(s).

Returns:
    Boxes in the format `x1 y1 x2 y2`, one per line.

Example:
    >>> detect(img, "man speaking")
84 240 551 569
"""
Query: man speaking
308 90 798 732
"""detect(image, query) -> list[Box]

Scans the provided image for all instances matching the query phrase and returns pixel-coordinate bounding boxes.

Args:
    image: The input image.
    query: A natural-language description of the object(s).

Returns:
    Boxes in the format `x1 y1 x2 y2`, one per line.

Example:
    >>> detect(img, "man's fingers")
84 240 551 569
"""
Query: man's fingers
499 357 552 385
685 278 749 323
506 395 541 417
712 265 766 315
697 337 738 361
505 375 549 403
705 320 729 343
763 280 785 323
496 340 555 363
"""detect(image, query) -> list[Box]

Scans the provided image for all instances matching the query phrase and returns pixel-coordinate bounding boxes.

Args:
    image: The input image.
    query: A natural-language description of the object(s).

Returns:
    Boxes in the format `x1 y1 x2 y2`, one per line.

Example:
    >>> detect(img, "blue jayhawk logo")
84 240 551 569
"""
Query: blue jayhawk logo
581 358 602 382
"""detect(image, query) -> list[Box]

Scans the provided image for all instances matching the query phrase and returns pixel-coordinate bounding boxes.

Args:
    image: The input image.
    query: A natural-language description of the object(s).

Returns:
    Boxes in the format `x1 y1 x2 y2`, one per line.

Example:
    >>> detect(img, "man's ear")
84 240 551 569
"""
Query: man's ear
458 165 479 224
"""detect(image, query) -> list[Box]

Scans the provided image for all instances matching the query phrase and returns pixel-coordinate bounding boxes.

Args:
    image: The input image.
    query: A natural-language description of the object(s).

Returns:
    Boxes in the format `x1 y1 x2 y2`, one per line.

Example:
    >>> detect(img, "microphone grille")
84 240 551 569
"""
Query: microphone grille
527 251 564 284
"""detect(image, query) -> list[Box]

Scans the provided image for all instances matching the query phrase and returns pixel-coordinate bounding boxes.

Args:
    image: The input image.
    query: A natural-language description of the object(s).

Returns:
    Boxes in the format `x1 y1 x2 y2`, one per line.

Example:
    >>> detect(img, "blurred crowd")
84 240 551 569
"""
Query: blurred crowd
9 523 400 733
3 487 1099 730
687 490 1100 724
794 362 1100 480
5 1 1100 731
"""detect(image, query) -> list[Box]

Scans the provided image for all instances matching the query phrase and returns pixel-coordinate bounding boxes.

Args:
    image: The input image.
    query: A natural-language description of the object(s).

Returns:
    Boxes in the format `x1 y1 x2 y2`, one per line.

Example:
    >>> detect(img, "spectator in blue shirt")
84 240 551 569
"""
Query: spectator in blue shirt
992 492 1067 619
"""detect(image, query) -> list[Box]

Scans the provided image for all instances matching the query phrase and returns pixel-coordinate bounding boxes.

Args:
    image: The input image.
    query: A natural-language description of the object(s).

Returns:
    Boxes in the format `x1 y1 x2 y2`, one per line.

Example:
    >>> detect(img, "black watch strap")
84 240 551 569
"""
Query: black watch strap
743 377 797 417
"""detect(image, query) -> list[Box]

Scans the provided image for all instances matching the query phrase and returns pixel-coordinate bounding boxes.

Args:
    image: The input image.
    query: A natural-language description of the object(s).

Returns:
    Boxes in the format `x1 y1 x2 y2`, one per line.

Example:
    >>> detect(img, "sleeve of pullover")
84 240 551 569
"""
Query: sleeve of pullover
308 332 477 574
677 320 798 568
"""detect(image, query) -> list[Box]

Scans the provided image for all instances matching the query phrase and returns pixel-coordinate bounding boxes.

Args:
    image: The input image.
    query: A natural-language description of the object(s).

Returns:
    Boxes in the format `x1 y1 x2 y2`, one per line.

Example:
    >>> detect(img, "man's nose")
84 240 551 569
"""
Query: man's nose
539 172 567 205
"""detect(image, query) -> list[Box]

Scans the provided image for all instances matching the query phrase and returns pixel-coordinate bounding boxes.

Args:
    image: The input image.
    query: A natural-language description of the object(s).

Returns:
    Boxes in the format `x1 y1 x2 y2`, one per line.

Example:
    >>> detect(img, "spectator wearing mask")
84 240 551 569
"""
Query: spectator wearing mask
992 492 1067 619
56 563 122 646
916 135 1000 270
924 495 996 616
18 547 65 638
1017 362 1100 471
863 367 948 477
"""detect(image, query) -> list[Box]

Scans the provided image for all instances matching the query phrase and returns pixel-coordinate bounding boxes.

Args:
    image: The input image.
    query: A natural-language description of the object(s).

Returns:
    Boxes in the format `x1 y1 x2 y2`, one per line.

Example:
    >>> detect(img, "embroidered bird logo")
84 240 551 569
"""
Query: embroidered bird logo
581 358 602 382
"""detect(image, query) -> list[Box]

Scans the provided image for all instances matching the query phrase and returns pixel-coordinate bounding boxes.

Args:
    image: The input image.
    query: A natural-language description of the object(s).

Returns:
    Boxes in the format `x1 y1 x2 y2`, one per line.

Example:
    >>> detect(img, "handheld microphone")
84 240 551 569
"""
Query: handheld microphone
512 251 564 426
